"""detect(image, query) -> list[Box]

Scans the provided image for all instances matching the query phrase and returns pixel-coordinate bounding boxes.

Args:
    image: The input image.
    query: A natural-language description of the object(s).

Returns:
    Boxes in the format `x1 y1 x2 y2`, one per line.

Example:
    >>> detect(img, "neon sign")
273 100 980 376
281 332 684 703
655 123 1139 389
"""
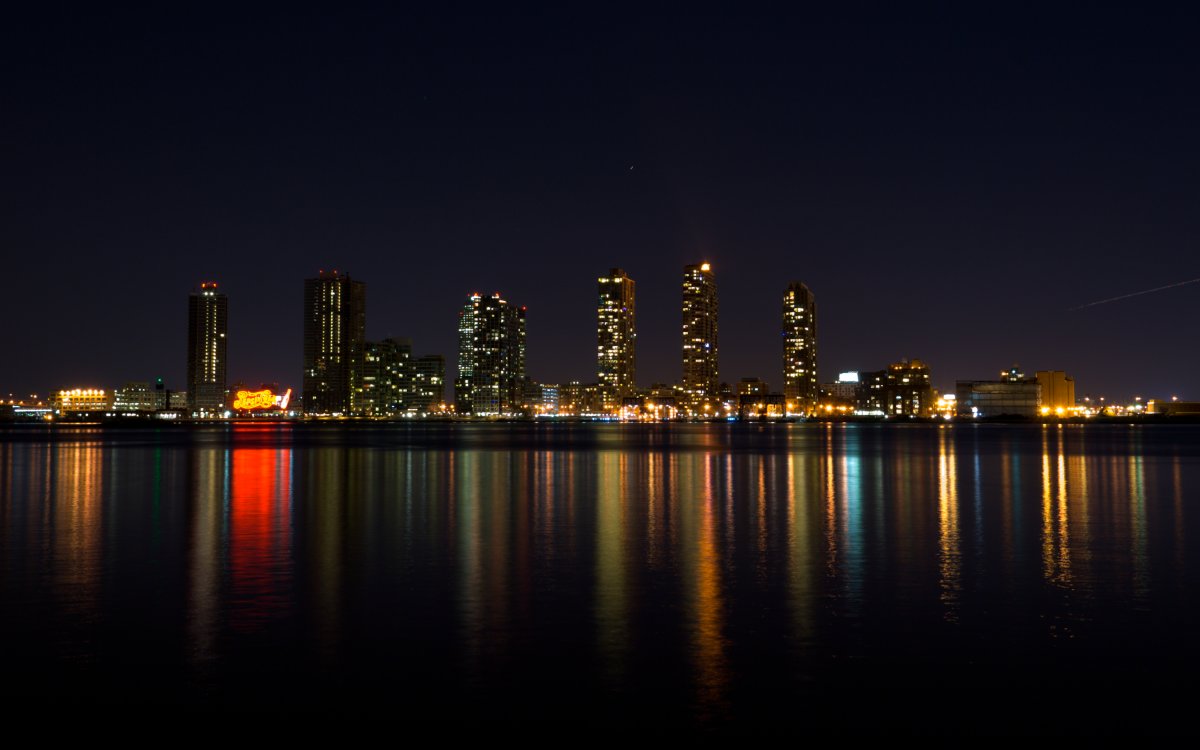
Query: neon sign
232 388 292 411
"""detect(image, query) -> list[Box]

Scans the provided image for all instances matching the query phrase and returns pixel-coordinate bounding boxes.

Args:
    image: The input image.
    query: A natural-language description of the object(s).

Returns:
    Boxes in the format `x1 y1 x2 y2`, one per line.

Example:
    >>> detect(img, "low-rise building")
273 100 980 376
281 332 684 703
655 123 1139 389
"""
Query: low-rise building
1036 371 1076 412
957 365 1041 417
53 388 111 414
737 377 770 396
1147 400 1200 416
113 379 168 413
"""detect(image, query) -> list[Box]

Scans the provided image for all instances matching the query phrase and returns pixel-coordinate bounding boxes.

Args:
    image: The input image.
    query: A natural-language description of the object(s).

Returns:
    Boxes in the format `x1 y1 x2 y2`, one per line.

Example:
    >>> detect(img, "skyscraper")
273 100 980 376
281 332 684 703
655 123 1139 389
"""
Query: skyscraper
302 271 366 415
681 262 718 412
187 282 227 415
597 268 636 411
782 281 818 416
455 293 527 416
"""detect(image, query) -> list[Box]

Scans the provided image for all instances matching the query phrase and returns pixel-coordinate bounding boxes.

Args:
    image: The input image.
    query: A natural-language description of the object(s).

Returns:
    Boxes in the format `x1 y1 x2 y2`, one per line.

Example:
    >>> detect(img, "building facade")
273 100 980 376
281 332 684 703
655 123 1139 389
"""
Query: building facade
781 281 818 416
737 377 770 396
597 268 636 412
883 359 934 416
360 338 412 417
681 262 719 412
411 355 446 414
455 293 527 416
853 361 934 416
53 388 111 414
302 271 366 415
1035 370 1076 412
856 370 887 414
113 379 168 413
187 282 228 415
956 365 1042 417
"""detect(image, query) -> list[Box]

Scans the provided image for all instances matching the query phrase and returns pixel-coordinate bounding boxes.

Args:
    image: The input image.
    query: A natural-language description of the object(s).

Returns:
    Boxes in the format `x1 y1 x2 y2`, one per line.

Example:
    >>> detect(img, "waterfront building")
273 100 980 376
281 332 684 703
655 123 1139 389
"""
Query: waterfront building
782 281 818 415
302 271 366 415
597 268 636 412
53 388 111 414
555 380 603 416
856 369 887 415
737 377 770 396
738 393 787 420
1147 400 1200 416
187 282 228 415
883 359 934 416
455 293 527 416
1036 370 1076 412
853 361 933 416
681 262 719 412
113 379 167 413
821 372 859 403
538 383 560 414
360 338 412 416
411 355 446 414
819 373 858 415
956 365 1042 417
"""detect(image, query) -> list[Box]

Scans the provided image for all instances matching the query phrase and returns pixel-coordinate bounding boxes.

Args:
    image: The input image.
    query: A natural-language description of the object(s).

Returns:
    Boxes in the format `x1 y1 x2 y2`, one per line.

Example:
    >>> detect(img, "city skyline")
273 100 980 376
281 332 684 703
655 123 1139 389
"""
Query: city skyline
7 6 1200 731
2 262 1193 408
4 9 1199 400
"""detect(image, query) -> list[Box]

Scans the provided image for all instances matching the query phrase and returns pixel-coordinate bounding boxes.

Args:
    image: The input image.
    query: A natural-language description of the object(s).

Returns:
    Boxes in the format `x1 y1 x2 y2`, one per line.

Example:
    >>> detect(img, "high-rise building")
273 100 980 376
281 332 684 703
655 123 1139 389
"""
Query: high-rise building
455 293 527 416
411 355 446 414
302 271 366 415
681 262 718 412
597 268 636 411
782 281 818 416
187 282 228 415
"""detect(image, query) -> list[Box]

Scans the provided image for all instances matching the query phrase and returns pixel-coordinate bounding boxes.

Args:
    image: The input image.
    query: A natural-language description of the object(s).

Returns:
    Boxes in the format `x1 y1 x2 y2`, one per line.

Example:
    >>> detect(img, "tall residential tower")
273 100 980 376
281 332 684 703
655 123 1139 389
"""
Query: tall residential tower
681 262 719 411
782 281 818 416
597 268 636 411
187 282 228 415
456 293 527 416
302 271 366 415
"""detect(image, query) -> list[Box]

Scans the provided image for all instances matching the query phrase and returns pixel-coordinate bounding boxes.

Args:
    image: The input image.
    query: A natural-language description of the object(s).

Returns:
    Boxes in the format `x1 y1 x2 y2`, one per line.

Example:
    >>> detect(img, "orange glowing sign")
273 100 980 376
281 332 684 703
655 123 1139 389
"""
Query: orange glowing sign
232 388 292 411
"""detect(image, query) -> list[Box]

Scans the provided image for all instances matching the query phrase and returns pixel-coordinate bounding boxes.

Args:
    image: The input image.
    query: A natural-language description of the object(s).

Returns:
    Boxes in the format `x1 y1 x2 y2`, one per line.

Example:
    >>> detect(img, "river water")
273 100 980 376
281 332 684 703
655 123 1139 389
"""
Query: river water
1 422 1195 732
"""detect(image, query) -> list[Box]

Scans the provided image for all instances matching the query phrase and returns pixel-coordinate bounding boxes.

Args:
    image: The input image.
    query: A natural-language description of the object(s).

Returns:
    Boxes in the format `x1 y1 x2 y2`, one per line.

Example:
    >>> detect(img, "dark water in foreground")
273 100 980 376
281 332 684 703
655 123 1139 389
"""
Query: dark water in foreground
1 422 1198 732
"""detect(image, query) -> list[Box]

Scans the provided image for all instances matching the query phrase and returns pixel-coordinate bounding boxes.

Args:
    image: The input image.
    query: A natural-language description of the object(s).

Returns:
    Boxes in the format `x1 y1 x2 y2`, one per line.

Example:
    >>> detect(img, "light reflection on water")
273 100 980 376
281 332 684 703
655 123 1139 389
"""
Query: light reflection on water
0 422 1196 729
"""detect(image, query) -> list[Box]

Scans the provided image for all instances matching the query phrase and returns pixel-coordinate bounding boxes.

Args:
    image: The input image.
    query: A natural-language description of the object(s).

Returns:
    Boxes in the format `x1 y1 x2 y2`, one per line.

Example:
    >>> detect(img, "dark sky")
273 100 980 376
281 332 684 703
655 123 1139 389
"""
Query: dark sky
4 8 1199 401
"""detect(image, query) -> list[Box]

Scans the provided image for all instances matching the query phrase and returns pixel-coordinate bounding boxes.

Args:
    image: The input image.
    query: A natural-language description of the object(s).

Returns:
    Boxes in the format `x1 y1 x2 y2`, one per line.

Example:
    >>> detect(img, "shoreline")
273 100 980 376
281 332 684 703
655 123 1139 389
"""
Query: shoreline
4 415 1200 427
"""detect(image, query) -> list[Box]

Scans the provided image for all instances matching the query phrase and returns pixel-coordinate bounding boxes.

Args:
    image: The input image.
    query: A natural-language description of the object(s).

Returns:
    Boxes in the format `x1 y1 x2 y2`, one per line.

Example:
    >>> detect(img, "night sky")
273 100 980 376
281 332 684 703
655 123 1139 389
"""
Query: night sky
4 8 1199 400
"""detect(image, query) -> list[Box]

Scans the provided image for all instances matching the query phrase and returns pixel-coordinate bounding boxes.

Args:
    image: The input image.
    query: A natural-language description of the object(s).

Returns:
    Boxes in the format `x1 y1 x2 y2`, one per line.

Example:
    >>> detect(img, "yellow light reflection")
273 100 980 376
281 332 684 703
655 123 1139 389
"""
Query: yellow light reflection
683 452 728 719
1040 427 1071 588
937 427 960 621
595 452 629 682
54 437 103 619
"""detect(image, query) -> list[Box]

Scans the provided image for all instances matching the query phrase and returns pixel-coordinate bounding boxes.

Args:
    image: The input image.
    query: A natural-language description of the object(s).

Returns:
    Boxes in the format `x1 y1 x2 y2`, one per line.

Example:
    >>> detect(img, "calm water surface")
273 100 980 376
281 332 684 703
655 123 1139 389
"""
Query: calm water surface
1 422 1197 731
